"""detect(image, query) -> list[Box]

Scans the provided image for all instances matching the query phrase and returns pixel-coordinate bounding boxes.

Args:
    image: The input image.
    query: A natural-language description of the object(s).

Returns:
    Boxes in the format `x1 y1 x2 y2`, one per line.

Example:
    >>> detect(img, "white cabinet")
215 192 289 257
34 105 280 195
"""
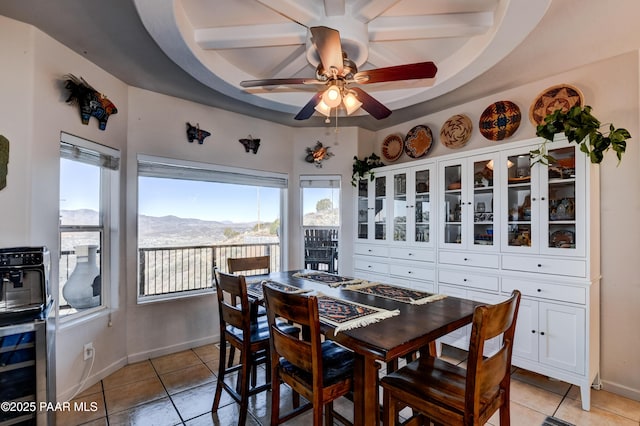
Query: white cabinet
500 141 586 258
389 164 435 246
356 173 389 242
439 152 500 250
352 136 599 411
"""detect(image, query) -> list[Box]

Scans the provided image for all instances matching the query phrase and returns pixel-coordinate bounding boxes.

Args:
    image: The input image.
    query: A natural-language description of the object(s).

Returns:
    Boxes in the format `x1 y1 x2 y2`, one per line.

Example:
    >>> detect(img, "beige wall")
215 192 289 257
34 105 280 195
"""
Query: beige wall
1 14 638 402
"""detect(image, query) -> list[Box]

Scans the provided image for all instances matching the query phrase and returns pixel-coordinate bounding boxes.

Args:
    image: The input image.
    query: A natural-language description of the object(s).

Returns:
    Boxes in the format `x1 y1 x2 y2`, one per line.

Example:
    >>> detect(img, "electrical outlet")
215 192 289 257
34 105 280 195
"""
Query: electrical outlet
83 342 94 361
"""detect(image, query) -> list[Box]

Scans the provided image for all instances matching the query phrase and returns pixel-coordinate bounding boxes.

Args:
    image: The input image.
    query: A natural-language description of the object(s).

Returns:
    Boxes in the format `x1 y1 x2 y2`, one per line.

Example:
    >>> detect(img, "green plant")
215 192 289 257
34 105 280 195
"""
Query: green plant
351 153 384 186
531 105 631 165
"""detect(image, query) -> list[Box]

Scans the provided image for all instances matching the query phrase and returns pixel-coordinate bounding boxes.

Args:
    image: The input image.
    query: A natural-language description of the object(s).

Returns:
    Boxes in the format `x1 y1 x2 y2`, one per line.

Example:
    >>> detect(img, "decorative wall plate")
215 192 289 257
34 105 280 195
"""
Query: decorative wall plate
479 101 521 141
404 125 433 158
440 114 472 149
529 84 584 126
381 134 404 162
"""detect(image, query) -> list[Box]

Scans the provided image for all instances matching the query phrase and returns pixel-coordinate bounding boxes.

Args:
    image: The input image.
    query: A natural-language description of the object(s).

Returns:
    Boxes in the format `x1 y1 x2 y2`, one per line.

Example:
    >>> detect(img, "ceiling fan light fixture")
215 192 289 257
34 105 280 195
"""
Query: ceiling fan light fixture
343 91 362 115
314 100 332 117
322 85 342 108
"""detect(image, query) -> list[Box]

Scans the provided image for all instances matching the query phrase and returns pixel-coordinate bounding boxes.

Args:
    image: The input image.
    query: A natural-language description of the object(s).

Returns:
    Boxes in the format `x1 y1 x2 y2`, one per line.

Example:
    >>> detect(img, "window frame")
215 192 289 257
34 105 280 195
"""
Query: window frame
136 154 289 303
58 132 120 323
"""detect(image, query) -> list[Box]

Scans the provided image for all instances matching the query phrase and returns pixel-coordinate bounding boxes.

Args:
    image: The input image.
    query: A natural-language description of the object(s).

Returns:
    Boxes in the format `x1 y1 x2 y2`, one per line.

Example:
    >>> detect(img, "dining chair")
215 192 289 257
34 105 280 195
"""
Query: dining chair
227 255 271 275
380 290 521 426
225 255 270 368
263 284 355 426
211 270 298 426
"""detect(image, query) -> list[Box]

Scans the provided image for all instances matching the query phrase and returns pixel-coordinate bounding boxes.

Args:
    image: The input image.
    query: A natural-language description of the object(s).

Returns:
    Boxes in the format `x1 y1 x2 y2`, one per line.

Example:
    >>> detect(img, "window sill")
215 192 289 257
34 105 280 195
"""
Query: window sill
56 305 110 330
137 288 215 305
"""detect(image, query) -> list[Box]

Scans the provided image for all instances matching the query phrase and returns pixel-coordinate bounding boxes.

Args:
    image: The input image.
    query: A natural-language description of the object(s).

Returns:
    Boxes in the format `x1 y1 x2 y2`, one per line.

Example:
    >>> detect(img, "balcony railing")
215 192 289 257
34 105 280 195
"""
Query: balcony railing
137 242 280 297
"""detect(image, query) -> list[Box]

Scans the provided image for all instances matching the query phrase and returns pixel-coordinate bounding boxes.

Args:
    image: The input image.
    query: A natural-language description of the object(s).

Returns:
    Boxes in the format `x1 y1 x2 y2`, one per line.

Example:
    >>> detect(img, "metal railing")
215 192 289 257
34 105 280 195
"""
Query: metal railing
138 242 280 297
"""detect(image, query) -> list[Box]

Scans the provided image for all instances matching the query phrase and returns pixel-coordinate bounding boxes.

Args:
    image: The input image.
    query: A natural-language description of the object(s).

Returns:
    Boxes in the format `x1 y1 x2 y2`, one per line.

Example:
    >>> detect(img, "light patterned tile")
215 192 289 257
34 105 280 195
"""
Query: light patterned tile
56 392 107 426
171 381 221 422
555 396 638 426
107 397 182 426
486 400 548 425
75 381 103 399
104 376 167 414
510 378 565 415
102 360 156 390
566 386 640 421
151 349 203 375
193 344 219 363
160 363 215 395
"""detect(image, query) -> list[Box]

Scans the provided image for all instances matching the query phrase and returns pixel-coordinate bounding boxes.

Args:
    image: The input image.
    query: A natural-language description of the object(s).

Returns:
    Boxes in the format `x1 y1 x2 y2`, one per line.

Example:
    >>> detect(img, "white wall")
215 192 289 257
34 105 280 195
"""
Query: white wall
1 14 639 402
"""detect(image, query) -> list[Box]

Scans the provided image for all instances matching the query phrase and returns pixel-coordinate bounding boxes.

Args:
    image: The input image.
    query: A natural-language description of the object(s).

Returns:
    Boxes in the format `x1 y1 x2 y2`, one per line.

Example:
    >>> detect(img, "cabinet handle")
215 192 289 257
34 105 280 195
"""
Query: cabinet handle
540 331 545 336
368 249 372 252
537 288 542 292
463 278 468 282
532 197 536 201
464 257 468 261
541 197 546 201
408 253 414 256
537 264 542 268
531 330 536 334
408 271 413 274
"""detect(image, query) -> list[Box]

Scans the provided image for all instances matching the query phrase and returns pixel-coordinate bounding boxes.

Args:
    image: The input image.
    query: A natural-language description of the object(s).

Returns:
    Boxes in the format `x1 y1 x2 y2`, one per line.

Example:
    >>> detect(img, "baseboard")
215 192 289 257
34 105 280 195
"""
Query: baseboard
600 379 640 402
127 334 219 364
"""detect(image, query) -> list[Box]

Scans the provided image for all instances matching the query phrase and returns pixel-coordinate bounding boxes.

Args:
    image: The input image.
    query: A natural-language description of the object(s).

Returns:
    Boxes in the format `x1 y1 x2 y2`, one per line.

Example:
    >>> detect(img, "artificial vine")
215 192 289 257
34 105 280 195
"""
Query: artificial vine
351 153 384 186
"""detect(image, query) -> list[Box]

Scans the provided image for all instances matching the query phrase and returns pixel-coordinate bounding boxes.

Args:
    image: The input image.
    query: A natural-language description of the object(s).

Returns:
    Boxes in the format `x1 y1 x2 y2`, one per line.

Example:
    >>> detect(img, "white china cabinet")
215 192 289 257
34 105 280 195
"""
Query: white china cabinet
352 136 599 410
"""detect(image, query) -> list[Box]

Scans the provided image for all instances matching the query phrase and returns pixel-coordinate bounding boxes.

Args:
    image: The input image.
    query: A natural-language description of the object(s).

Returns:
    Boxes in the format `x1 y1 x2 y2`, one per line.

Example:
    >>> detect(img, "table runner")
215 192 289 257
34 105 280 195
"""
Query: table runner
245 279 309 300
316 294 399 333
293 271 364 287
344 281 447 305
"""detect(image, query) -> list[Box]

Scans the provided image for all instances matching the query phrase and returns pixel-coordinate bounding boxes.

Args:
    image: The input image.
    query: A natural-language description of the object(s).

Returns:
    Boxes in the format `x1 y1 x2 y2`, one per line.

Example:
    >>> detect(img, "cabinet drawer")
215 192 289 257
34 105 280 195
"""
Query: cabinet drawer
502 255 586 277
439 251 499 269
354 244 389 257
389 247 435 262
354 257 389 275
439 269 499 291
389 264 435 281
391 278 435 294
502 278 586 304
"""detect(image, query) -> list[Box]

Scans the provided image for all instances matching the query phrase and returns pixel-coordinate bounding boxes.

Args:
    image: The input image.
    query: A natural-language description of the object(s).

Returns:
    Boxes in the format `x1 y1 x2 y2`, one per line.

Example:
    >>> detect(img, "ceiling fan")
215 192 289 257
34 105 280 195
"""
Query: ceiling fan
239 26 438 121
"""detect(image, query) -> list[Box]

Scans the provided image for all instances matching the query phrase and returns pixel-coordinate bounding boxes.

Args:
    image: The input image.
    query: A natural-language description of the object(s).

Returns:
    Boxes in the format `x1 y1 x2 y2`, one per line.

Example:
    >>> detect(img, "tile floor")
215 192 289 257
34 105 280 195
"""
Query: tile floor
56 344 640 426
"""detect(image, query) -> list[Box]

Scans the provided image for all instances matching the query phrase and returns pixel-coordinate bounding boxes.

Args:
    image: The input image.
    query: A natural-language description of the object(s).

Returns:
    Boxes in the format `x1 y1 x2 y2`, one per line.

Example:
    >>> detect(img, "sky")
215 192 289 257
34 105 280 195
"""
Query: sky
61 159 341 223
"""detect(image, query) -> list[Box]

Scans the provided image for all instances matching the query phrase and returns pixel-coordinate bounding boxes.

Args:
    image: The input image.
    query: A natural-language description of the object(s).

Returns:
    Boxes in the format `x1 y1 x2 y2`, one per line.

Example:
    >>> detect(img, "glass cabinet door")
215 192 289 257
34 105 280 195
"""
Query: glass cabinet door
443 163 463 245
505 151 535 250
357 179 369 240
471 158 496 247
414 168 430 243
374 175 387 240
542 145 580 254
393 172 407 242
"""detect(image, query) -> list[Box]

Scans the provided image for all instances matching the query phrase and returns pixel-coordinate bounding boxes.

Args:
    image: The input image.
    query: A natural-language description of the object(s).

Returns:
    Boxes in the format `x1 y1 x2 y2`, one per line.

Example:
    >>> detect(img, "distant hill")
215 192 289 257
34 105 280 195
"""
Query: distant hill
60 210 276 248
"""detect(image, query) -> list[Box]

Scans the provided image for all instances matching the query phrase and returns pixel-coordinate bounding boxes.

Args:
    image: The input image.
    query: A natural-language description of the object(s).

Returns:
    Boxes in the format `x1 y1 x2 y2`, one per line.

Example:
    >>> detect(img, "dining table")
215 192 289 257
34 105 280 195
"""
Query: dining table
248 270 482 426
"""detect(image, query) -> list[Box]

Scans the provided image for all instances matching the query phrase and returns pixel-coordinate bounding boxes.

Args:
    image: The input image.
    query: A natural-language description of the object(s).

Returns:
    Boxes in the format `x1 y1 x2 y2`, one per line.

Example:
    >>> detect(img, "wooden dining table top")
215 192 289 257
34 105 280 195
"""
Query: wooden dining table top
255 270 483 426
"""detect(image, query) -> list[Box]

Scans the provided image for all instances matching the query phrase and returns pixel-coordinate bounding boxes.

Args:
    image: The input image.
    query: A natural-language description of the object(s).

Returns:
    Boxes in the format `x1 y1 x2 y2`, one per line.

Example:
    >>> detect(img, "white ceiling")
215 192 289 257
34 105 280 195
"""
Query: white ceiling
134 0 550 118
1 0 639 131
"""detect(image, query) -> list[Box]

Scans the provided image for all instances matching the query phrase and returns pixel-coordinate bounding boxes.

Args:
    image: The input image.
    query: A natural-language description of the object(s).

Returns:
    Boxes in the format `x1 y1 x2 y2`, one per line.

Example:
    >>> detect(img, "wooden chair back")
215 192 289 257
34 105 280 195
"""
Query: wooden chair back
465 290 521 421
227 255 270 275
263 284 353 425
215 270 251 333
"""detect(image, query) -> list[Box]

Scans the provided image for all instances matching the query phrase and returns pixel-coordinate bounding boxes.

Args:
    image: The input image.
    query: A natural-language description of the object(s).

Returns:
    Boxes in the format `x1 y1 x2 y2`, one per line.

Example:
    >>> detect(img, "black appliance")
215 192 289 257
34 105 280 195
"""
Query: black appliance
0 247 55 425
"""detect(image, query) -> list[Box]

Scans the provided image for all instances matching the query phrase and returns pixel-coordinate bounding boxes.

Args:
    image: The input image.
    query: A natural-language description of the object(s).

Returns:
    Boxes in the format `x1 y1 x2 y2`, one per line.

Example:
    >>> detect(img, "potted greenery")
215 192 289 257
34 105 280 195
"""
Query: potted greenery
531 105 631 164
351 153 384 186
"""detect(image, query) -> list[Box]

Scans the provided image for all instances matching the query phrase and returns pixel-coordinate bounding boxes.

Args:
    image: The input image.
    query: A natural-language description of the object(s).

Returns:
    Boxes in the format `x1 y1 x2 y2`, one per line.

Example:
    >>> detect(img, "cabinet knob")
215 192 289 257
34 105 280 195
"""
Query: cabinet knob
541 197 546 201
408 271 413 274
464 258 468 261
532 197 536 201
367 265 372 268
463 278 467 282
540 331 545 336
531 330 536 334
408 253 414 256
537 264 542 268
537 288 542 292
368 249 372 252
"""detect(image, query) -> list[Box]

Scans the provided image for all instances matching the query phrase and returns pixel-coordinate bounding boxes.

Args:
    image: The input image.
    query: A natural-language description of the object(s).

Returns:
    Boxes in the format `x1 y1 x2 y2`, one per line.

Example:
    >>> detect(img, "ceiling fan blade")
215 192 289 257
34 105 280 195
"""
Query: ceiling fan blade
354 62 438 84
310 26 343 76
294 92 323 120
351 87 391 119
240 78 320 88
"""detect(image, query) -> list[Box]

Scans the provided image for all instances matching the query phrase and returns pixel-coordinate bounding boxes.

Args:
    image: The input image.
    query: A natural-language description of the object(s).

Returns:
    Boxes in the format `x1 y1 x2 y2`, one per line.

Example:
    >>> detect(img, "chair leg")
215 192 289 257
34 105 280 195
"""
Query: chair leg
270 370 281 426
324 401 334 426
499 403 510 425
212 339 227 411
227 346 236 367
237 350 251 426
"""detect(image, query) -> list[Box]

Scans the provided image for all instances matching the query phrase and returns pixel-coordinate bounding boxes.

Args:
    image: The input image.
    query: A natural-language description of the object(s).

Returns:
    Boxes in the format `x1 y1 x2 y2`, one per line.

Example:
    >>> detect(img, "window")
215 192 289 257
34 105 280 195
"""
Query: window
59 132 119 319
137 155 288 302
301 175 340 274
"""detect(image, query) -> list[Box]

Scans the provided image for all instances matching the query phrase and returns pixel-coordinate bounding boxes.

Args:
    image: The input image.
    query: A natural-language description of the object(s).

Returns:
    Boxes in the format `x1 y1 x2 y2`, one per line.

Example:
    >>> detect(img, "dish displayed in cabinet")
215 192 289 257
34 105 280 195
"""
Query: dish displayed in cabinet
550 229 575 248
549 198 575 220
